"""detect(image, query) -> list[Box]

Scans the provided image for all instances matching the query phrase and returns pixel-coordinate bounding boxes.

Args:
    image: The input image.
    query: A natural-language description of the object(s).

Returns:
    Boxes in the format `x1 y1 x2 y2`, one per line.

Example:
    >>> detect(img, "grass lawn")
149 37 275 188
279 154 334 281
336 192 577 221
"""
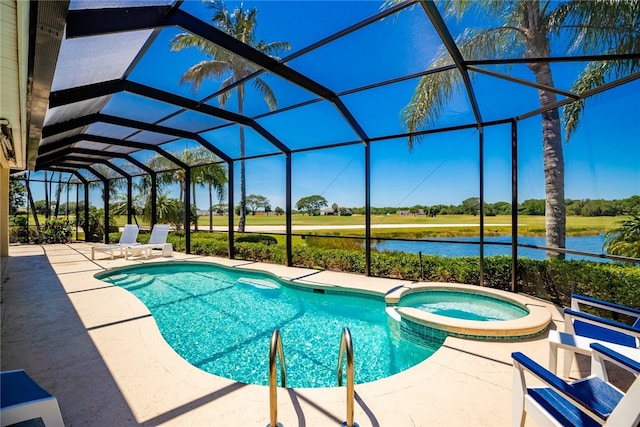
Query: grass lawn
194 214 621 237
20 213 626 238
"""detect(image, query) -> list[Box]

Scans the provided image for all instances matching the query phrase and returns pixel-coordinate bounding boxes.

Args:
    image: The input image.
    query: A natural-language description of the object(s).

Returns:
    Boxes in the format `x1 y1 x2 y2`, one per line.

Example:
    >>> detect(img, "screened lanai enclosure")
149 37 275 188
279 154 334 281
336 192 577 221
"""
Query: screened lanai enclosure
10 0 640 291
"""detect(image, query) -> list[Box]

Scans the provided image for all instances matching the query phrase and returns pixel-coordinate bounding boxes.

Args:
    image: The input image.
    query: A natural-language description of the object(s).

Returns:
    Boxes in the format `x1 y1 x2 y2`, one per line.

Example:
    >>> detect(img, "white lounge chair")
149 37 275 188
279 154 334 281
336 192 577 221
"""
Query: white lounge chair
0 369 65 427
125 224 171 260
512 343 640 427
91 224 140 260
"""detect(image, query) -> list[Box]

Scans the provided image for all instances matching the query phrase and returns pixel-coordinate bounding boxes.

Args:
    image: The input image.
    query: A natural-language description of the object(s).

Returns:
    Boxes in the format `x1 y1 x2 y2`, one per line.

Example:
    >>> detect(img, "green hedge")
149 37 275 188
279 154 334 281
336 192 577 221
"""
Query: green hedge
108 230 640 308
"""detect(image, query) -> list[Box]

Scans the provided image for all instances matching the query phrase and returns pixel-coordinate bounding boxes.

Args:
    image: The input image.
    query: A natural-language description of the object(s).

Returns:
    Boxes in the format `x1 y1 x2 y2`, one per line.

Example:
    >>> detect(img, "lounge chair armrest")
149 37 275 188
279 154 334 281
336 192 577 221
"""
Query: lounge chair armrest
564 309 640 336
511 352 613 420
590 343 640 375
571 294 640 318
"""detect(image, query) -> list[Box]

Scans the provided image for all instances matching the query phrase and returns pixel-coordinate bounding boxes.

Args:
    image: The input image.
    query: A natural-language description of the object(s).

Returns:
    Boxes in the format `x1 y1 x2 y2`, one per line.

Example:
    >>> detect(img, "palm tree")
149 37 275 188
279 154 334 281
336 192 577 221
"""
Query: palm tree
189 147 227 231
87 164 126 206
136 154 177 225
385 0 639 259
170 2 290 232
604 214 640 259
190 147 227 231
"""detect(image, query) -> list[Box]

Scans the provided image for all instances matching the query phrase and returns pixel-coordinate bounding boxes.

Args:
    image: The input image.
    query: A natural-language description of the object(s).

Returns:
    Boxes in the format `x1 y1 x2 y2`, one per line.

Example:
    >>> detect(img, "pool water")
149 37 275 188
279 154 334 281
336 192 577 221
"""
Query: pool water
398 291 529 321
98 262 440 388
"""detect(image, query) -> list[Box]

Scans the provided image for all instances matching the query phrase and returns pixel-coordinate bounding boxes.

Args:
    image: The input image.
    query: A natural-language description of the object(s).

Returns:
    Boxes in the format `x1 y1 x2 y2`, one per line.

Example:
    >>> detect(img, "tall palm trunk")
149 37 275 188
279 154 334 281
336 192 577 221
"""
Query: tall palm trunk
54 173 62 217
192 180 198 231
237 85 247 232
525 2 566 259
209 182 213 231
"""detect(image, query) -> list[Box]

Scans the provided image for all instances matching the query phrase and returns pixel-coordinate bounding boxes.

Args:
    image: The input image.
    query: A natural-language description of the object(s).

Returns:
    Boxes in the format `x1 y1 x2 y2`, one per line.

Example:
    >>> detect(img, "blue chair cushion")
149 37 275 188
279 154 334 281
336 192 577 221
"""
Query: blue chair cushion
0 370 53 409
573 319 637 348
528 375 623 426
528 388 601 427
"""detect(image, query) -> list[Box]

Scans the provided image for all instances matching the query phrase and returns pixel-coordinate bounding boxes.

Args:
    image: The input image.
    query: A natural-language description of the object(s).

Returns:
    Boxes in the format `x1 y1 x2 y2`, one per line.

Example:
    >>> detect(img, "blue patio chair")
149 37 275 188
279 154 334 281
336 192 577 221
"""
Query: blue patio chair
1 369 65 427
558 294 640 377
512 343 640 427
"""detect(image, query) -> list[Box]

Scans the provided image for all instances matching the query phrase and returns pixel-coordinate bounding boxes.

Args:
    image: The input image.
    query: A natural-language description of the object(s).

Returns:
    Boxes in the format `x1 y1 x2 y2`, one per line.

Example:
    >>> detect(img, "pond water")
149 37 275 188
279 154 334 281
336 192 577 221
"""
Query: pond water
373 234 607 261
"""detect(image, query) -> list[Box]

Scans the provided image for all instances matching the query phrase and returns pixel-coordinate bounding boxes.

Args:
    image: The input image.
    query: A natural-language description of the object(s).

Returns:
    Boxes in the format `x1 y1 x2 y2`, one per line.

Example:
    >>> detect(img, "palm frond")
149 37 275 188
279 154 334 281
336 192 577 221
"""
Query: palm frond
217 76 235 107
179 60 230 91
256 40 291 59
558 1 640 55
170 33 229 60
603 214 640 257
252 77 277 111
563 58 640 141
403 23 524 149
402 68 460 149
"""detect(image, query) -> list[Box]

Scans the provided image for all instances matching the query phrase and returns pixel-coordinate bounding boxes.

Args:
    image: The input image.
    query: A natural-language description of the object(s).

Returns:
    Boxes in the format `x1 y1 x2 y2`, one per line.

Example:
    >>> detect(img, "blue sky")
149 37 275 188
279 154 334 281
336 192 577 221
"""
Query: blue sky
29 0 640 210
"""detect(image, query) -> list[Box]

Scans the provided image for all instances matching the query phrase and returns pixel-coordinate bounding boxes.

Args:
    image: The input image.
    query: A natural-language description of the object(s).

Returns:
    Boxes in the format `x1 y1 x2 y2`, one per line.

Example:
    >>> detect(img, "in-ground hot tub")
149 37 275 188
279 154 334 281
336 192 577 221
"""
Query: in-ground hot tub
386 283 552 340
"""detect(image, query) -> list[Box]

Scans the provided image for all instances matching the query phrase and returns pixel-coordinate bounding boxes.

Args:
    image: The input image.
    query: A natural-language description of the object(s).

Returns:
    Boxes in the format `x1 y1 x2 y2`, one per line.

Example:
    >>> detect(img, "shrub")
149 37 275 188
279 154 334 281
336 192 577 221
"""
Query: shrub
9 215 34 243
41 218 72 243
235 234 277 245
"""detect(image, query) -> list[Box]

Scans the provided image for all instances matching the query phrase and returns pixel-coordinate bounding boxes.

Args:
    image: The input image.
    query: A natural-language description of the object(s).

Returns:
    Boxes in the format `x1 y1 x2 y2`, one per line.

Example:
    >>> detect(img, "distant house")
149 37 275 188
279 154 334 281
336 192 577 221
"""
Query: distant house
320 208 336 216
397 209 425 216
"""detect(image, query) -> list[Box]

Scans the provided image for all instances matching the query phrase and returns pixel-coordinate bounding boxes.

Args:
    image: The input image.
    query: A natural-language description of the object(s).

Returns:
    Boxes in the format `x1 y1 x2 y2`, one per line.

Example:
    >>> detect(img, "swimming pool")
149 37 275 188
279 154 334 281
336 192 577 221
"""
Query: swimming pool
97 262 441 388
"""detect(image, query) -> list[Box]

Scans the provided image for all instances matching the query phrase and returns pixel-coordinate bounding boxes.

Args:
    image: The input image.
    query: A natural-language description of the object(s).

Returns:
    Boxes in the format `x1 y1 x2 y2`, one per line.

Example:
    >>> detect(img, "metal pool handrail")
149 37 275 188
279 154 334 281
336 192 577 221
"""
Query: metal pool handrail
337 327 357 427
269 329 287 427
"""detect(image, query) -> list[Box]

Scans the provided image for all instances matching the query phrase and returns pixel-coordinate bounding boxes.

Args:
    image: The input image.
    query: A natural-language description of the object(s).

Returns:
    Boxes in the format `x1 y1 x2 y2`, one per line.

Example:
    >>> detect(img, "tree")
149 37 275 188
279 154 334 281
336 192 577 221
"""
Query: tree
274 206 284 216
296 195 328 216
9 177 27 214
603 214 640 258
519 199 545 216
190 147 228 231
246 194 269 215
385 0 639 258
461 197 480 216
338 207 352 216
142 194 186 230
170 2 290 233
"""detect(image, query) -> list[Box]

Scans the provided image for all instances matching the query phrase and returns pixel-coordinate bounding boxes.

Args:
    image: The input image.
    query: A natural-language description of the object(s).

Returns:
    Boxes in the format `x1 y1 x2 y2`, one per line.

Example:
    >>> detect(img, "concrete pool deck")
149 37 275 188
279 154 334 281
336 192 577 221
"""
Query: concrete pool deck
0 243 632 426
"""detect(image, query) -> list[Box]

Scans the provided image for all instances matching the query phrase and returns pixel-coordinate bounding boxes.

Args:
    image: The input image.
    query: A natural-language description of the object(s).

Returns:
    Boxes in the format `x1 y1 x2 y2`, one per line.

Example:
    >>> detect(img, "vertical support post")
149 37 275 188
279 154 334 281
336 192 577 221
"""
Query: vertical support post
151 172 157 227
65 183 70 219
103 179 110 244
126 176 133 225
83 182 89 242
365 141 371 276
285 153 292 266
44 171 49 220
228 161 235 259
26 175 31 239
75 183 79 240
511 120 518 292
478 127 485 287
185 167 191 254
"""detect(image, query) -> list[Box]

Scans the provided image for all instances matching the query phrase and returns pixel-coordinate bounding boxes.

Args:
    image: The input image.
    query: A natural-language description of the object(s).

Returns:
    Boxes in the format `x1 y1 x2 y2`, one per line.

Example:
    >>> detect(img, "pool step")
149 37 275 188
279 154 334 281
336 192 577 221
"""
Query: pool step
110 274 154 289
